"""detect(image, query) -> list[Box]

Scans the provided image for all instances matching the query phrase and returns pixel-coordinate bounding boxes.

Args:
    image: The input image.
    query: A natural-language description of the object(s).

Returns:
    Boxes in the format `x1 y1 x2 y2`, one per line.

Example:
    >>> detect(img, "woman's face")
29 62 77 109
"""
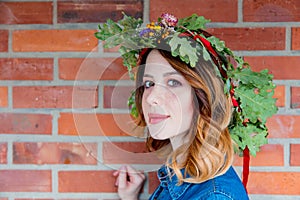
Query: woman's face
142 50 194 140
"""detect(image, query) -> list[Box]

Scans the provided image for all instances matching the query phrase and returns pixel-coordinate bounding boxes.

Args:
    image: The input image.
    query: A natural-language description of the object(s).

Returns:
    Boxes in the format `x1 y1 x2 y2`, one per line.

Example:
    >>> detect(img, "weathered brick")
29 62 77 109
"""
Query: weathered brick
103 86 134 109
243 0 300 22
245 56 300 80
102 142 163 164
148 171 159 194
0 86 8 107
13 142 97 165
150 0 238 22
58 0 143 23
290 144 300 166
234 144 284 166
248 172 300 195
0 170 51 192
58 170 116 192
208 27 285 50
0 143 7 164
59 57 129 80
13 86 98 109
292 27 300 50
0 30 8 52
15 199 53 200
266 115 300 138
0 58 53 80
0 2 52 24
274 85 285 107
58 113 137 136
13 30 97 52
291 86 300 109
0 113 52 135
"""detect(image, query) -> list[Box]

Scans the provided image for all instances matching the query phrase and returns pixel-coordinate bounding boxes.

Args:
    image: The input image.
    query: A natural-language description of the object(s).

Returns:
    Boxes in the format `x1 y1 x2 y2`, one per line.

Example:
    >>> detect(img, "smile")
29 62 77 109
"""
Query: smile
148 113 170 124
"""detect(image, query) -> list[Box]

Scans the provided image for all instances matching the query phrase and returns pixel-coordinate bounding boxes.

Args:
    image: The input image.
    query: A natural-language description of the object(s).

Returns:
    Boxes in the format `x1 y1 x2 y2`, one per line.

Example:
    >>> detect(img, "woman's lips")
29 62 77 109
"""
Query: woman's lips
148 113 170 124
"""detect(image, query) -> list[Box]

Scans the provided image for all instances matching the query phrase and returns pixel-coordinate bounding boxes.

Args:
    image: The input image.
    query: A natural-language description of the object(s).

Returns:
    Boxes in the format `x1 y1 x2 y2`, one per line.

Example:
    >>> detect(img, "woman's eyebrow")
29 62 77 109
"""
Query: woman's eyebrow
143 74 153 78
143 71 180 78
163 71 180 77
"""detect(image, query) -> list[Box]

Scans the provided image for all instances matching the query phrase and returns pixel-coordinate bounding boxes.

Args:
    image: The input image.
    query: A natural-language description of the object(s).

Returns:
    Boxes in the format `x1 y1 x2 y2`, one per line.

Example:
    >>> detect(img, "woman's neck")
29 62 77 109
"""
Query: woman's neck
169 130 190 151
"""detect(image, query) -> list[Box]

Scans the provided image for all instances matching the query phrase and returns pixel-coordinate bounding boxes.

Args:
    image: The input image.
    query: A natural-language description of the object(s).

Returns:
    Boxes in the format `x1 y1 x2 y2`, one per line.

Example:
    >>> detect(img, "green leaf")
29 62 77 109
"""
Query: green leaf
230 123 268 156
169 34 199 67
177 14 210 31
119 12 143 31
207 36 226 52
128 91 138 118
235 85 277 123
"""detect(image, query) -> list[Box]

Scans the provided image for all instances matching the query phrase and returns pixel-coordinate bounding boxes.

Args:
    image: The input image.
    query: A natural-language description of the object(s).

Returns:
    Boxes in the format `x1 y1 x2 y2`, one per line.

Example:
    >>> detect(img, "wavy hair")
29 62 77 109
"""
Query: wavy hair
135 48 234 184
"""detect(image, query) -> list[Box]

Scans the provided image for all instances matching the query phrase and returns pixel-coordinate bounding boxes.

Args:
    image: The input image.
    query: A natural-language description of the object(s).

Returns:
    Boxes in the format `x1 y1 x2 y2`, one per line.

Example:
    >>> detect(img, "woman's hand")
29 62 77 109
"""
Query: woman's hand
113 165 146 200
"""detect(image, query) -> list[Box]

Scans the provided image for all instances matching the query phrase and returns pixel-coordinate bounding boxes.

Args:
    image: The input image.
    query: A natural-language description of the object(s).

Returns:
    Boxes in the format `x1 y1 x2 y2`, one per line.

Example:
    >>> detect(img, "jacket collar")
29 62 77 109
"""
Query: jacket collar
157 165 192 200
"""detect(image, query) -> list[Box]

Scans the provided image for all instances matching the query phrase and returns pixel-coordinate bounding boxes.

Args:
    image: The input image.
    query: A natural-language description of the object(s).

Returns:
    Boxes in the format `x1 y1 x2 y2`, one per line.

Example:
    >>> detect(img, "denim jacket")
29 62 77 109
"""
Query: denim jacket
149 165 249 200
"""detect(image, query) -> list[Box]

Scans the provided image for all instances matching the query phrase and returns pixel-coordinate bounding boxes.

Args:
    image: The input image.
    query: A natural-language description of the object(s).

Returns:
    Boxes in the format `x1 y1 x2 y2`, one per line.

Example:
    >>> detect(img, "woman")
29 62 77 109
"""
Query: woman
113 48 248 200
96 13 277 200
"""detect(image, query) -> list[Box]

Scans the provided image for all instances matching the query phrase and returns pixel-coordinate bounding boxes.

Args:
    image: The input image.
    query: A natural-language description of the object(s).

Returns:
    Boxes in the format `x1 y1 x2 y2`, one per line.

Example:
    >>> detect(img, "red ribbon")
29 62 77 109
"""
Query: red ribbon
242 147 250 192
193 35 218 58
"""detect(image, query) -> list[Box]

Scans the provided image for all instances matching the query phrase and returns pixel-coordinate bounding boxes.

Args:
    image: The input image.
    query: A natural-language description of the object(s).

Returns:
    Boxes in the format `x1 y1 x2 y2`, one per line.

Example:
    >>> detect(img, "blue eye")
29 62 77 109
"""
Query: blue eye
144 80 155 89
167 79 182 87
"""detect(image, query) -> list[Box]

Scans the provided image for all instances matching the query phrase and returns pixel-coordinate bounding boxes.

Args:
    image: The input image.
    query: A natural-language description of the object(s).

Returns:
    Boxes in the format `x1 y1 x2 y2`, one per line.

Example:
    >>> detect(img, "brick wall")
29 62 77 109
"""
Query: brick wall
0 0 299 199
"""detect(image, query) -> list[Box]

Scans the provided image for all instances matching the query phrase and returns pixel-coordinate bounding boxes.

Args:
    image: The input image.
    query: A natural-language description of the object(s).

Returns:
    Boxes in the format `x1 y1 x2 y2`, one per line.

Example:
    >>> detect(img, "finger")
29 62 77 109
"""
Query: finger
113 170 119 176
125 165 138 174
125 165 145 183
117 166 128 189
115 175 119 186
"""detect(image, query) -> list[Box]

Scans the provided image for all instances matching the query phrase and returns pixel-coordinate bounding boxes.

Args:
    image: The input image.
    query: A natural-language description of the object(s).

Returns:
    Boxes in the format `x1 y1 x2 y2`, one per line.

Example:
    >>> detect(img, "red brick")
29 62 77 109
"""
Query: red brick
245 56 300 80
233 144 284 166
0 2 52 24
0 87 8 107
0 58 53 80
267 115 300 138
291 87 300 109
59 58 129 80
148 171 159 194
274 85 285 107
0 143 7 164
0 30 8 52
150 0 238 22
13 30 97 52
15 199 53 200
58 113 138 136
58 170 116 192
103 142 163 164
0 198 8 200
13 142 97 165
13 86 98 109
103 86 134 109
290 144 300 166
0 170 51 192
248 172 300 195
0 113 52 135
58 0 143 23
292 27 300 50
243 0 300 22
208 27 285 51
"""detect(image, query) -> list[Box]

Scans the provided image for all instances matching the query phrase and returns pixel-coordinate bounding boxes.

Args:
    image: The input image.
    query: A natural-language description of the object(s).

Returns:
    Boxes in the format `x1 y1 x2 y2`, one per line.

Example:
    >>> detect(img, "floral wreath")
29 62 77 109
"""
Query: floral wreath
95 13 278 186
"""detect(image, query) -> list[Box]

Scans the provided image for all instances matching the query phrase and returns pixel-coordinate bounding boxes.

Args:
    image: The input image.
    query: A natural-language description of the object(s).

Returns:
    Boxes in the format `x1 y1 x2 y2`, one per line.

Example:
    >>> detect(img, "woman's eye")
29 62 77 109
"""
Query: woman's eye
144 80 155 89
167 79 182 87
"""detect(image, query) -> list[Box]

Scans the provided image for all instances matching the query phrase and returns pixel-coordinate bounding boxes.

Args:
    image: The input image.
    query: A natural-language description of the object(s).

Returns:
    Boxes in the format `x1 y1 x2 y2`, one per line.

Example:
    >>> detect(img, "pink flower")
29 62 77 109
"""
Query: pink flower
161 13 178 27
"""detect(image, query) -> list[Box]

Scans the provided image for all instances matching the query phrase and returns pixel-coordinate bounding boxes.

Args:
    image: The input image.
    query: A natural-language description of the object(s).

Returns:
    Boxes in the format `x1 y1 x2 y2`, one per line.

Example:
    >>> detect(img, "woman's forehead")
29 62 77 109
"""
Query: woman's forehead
145 50 177 74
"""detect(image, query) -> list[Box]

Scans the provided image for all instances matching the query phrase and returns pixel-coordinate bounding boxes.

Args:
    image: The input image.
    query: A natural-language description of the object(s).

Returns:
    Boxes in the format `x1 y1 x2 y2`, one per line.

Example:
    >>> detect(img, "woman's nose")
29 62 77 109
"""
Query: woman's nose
145 84 165 105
